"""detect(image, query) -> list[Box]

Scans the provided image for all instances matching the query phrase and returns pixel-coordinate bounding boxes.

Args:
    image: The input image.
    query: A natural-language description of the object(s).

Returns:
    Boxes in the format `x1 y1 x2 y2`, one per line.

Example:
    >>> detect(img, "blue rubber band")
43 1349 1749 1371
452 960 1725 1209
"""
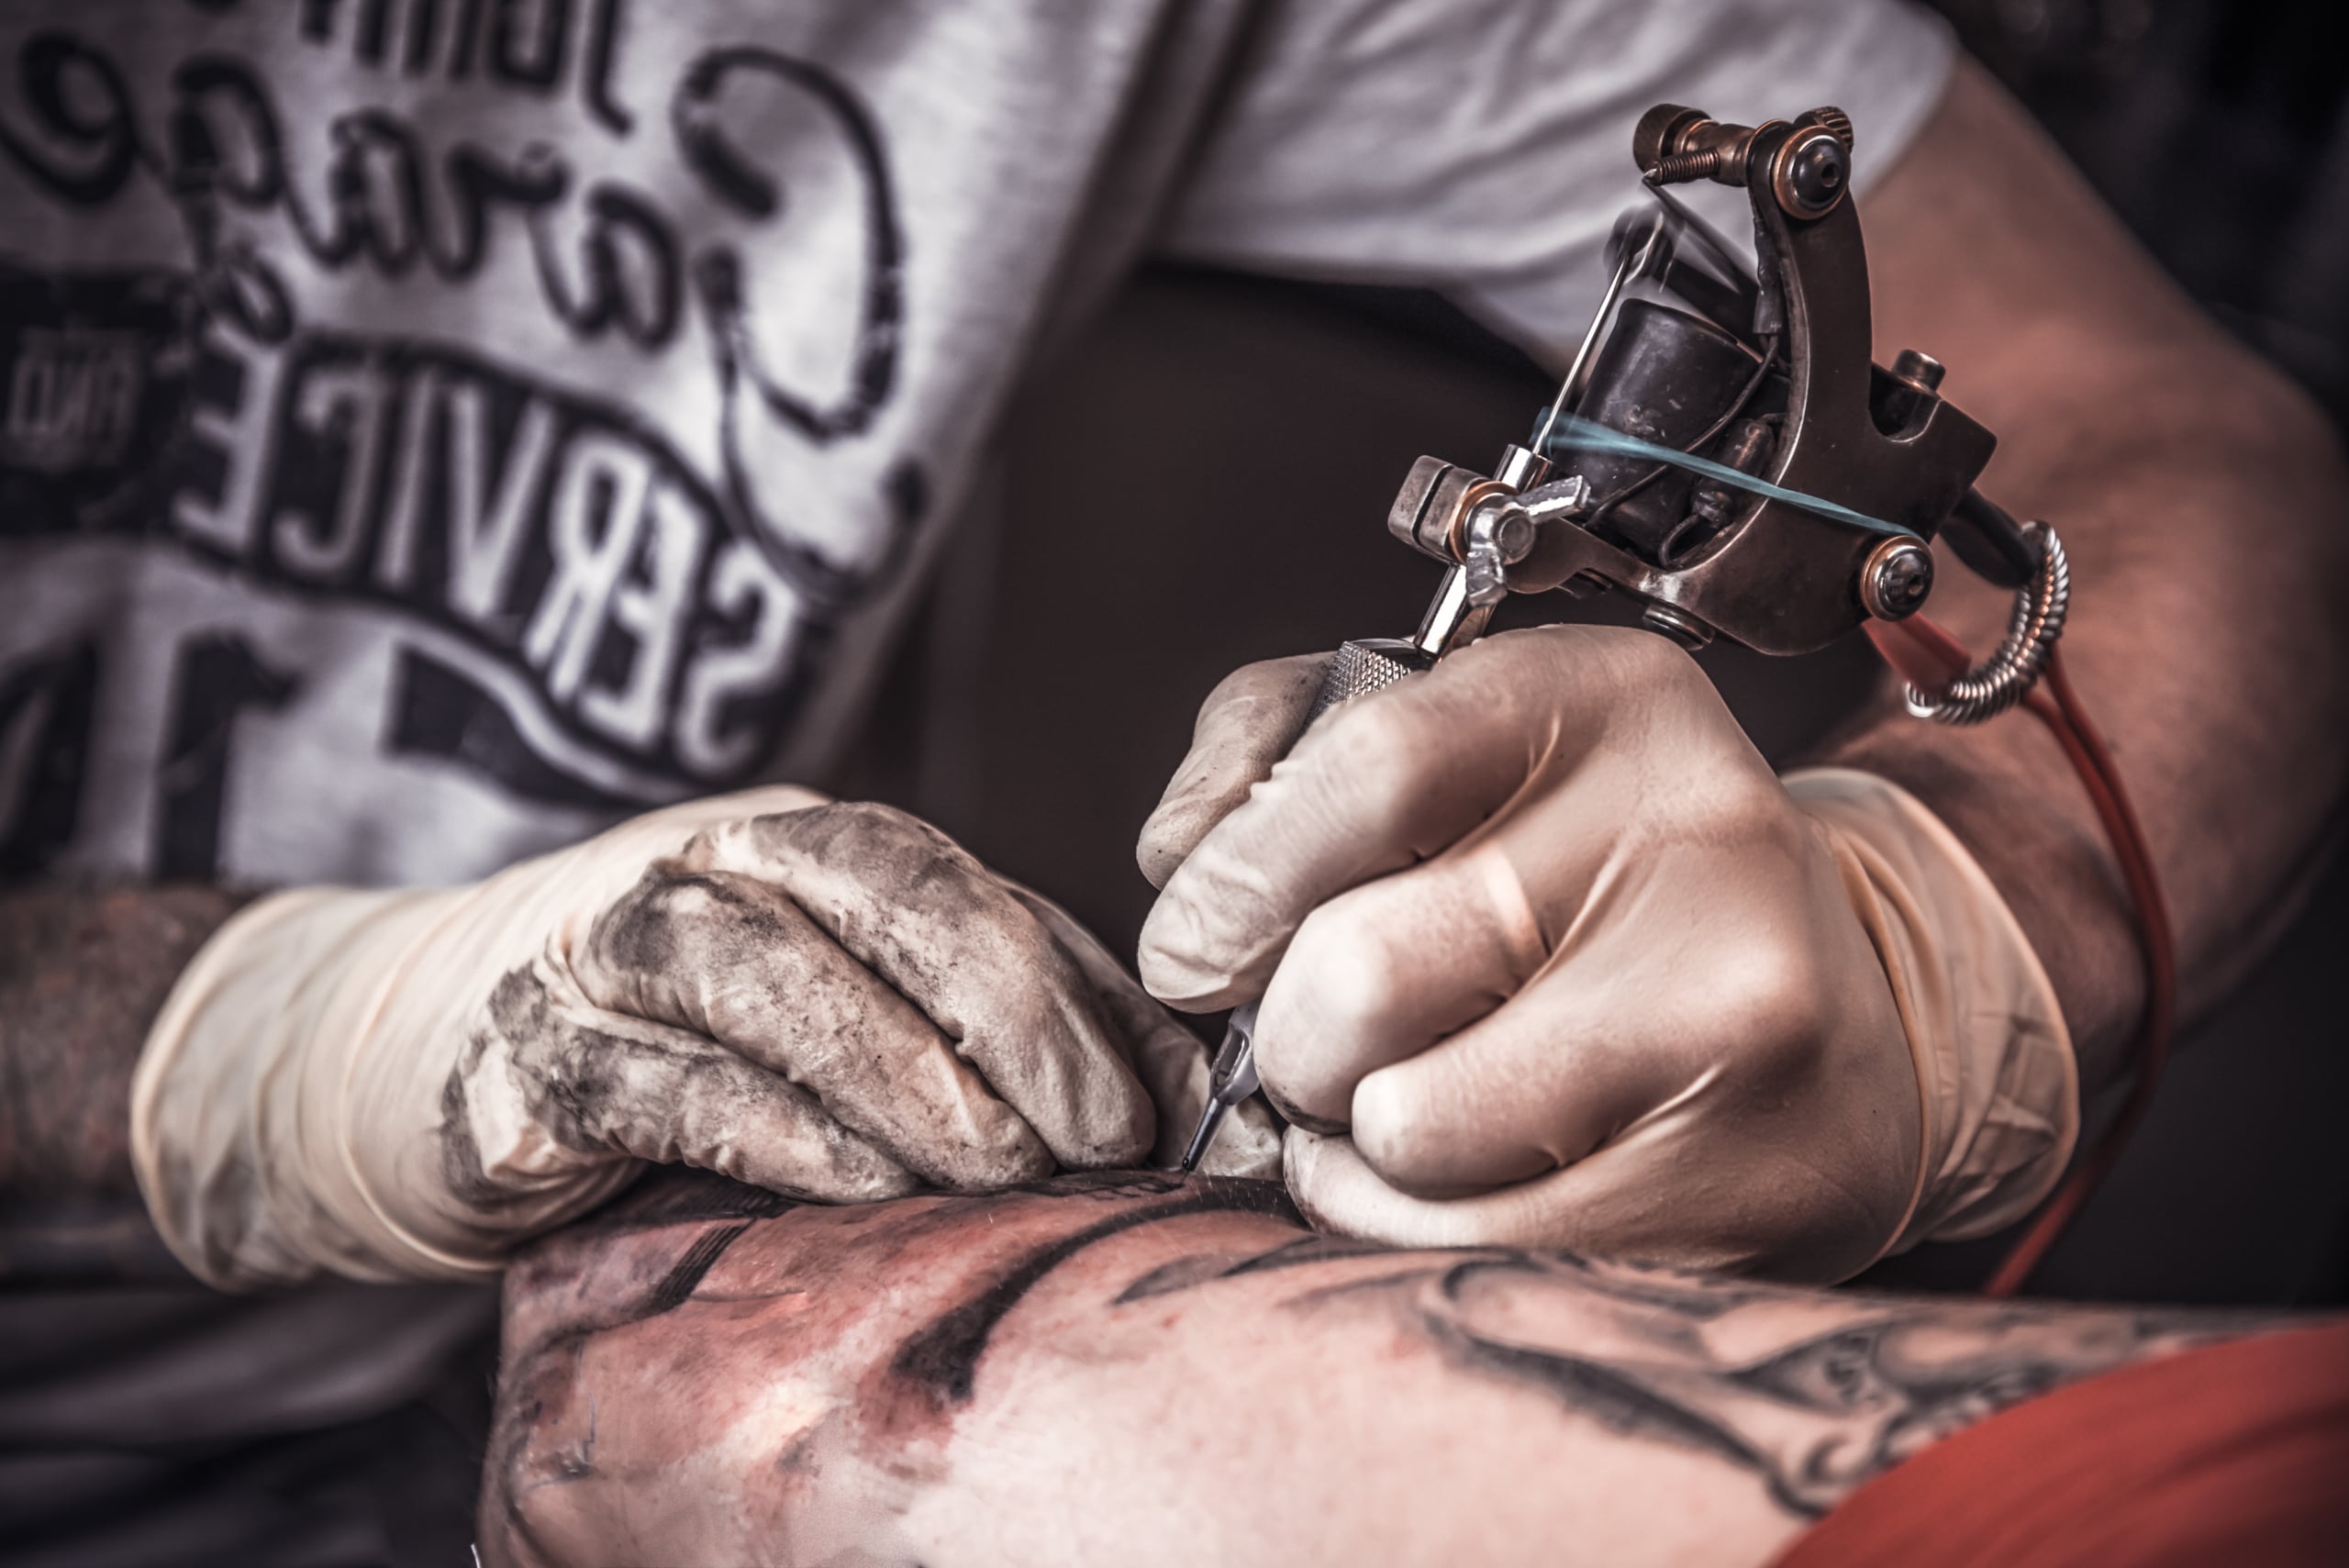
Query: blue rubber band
1536 410 1920 539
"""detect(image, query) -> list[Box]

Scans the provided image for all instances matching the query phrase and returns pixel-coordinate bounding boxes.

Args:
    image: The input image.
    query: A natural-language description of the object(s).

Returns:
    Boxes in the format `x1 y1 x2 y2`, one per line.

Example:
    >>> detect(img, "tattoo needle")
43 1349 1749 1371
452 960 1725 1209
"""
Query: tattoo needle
1177 1000 1261 1173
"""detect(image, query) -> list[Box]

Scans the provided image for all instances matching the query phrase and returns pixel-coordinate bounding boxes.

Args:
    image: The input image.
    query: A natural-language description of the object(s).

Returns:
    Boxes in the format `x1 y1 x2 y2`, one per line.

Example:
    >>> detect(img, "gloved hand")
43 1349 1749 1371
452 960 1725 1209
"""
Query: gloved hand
1136 627 2076 1282
134 791 1280 1289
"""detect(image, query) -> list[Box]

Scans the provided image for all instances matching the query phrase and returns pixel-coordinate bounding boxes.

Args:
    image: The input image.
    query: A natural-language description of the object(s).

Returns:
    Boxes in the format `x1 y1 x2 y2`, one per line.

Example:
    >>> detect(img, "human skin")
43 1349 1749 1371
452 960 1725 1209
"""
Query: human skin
480 1169 2286 1568
0 886 246 1203
1832 59 2349 1082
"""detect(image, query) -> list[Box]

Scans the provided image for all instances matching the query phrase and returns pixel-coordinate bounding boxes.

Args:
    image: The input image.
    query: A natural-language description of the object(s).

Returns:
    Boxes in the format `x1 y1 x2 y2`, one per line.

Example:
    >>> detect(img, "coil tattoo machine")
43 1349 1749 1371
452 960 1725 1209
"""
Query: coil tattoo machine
1181 103 2168 1296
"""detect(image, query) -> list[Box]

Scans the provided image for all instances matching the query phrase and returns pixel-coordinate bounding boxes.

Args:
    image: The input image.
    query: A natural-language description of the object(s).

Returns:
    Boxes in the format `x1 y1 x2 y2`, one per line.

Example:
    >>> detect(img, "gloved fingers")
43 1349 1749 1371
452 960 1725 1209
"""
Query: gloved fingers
694 802 1155 1171
1139 626 1684 1011
536 784 834 909
1250 838 1551 1130
1006 884 1284 1178
471 958 921 1205
614 783 834 847
575 868 1052 1191
1344 857 1907 1203
1286 1128 1881 1280
1341 968 1722 1198
1136 653 1328 891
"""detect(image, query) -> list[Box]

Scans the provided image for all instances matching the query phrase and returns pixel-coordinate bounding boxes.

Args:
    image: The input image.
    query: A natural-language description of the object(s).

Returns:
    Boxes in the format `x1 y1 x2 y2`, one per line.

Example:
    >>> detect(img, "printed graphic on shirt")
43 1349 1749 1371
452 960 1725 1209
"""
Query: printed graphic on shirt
0 0 937 881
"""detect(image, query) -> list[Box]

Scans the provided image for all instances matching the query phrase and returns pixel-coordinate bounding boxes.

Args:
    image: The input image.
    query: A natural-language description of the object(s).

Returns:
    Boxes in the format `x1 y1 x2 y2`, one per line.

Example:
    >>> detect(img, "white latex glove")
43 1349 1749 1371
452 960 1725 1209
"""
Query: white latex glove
1136 627 2076 1282
134 790 1280 1289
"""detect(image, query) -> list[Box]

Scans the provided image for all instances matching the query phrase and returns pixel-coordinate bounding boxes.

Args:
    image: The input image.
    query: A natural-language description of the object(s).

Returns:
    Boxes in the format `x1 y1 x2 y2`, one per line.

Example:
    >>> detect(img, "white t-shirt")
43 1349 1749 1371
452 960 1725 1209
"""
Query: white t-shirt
0 0 1951 888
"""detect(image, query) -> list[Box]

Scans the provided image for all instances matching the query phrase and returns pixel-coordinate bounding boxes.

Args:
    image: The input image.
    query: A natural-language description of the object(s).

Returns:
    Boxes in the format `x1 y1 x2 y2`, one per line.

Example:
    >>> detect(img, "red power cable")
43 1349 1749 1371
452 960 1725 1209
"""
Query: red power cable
1864 615 2176 1297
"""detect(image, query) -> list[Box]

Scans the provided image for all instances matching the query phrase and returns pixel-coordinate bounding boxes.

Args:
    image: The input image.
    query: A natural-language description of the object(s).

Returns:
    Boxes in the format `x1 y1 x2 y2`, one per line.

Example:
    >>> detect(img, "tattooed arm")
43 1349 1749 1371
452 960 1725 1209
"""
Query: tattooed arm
0 885 248 1282
483 1170 2294 1568
0 885 247 1201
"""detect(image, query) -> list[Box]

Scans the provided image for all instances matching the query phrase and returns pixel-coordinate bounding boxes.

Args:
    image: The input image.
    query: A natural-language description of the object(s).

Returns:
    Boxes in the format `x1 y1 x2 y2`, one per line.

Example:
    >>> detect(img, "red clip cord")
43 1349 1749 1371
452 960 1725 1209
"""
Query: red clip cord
1865 616 2176 1297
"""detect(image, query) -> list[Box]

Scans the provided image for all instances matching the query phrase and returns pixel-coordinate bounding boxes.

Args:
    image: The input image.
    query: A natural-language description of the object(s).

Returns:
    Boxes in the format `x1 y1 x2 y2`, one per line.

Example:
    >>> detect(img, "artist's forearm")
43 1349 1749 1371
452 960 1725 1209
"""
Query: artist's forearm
1814 62 2349 1082
1821 373 2349 1080
0 884 248 1198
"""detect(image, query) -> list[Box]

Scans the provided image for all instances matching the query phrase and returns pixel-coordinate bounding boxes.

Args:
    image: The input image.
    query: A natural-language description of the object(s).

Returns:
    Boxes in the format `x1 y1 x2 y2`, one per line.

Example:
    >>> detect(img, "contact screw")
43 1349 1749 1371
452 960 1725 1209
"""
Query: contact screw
1647 148 1724 184
1801 106 1854 152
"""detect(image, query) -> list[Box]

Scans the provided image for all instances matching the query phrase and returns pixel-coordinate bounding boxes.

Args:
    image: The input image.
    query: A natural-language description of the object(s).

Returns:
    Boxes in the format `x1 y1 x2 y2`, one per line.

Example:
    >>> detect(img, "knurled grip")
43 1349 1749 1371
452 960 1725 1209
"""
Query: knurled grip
1176 632 1439 1174
1308 638 1434 726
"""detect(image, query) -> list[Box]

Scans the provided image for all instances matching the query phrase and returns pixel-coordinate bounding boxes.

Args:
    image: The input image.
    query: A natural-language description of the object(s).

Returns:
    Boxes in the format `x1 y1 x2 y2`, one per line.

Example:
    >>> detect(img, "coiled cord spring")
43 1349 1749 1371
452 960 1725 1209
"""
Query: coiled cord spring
1903 521 2070 725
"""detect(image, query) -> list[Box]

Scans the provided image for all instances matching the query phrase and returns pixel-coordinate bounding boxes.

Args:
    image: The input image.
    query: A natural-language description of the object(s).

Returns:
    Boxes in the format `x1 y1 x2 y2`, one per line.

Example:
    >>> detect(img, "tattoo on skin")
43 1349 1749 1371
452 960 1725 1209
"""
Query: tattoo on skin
489 1170 2279 1559
0 885 252 1282
0 885 249 1202
1122 1243 2259 1519
887 1174 1297 1410
487 1171 1293 1540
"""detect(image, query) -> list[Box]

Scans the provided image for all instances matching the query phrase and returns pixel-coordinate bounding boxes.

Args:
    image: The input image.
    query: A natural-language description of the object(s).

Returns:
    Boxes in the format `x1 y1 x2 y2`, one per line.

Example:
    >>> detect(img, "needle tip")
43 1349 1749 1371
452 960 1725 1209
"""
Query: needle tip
1177 1104 1221 1174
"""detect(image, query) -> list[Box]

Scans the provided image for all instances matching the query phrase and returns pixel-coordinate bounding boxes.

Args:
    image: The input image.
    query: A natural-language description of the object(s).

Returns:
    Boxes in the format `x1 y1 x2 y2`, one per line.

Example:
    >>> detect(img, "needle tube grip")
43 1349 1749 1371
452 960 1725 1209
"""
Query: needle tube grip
1181 636 1433 1170
1312 639 1434 725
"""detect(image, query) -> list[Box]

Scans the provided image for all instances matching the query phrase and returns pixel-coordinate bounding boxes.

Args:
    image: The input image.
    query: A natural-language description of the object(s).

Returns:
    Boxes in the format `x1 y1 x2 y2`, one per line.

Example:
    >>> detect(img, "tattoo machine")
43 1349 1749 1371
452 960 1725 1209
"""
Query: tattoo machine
1178 104 2172 1296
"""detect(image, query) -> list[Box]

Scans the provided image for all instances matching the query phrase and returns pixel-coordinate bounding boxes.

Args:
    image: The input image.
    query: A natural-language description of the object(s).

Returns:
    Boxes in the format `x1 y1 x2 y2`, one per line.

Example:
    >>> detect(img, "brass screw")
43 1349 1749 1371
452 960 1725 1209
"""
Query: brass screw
1648 148 1726 184
1861 538 1935 620
1801 106 1854 153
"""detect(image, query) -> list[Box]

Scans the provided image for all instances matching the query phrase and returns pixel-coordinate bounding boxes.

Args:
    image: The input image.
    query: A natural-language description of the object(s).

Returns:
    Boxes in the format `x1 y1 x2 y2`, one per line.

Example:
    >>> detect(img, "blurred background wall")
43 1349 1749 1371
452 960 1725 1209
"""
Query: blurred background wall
839 0 2349 1308
1928 0 2349 426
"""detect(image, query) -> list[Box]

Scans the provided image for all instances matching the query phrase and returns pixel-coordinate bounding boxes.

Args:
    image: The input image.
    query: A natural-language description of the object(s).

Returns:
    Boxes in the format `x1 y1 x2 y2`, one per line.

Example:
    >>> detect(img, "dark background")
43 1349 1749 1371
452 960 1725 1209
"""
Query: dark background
846 0 2349 1309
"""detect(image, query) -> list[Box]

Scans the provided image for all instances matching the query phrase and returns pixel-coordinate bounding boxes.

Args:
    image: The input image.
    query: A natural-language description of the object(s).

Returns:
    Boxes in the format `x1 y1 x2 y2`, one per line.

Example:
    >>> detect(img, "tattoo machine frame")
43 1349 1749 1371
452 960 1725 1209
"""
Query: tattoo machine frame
1179 104 2174 1297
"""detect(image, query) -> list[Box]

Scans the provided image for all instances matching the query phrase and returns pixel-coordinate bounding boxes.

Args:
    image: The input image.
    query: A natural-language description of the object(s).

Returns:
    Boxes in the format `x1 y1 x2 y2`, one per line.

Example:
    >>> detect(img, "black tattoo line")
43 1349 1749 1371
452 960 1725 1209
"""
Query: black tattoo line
586 1165 806 1234
644 1220 751 1316
1435 1316 1774 1479
1118 1239 1786 1320
1115 1233 1403 1304
1109 1240 2252 1522
1402 1259 2204 1518
887 1179 1294 1409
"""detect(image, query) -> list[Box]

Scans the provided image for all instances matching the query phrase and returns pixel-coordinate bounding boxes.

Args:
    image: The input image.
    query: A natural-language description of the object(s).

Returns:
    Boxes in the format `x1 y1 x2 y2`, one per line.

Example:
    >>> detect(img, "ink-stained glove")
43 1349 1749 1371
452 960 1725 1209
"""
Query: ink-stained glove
134 791 1280 1289
1135 626 2076 1282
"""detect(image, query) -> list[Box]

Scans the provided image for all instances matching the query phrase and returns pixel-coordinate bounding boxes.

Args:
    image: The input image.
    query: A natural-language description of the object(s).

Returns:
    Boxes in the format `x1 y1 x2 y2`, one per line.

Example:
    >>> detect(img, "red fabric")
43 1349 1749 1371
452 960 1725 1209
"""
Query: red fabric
1771 1321 2349 1568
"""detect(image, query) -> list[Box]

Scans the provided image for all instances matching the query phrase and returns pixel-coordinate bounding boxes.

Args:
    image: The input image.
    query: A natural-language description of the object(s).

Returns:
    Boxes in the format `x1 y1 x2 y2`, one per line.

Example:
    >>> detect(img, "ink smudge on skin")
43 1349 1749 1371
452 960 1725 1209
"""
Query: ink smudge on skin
774 1428 824 1476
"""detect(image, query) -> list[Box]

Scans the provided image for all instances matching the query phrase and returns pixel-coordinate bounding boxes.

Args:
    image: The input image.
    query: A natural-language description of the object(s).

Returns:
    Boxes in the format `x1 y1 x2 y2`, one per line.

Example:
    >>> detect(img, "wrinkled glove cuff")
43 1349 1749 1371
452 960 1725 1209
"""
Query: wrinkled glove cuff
130 885 495 1288
1785 768 2079 1259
